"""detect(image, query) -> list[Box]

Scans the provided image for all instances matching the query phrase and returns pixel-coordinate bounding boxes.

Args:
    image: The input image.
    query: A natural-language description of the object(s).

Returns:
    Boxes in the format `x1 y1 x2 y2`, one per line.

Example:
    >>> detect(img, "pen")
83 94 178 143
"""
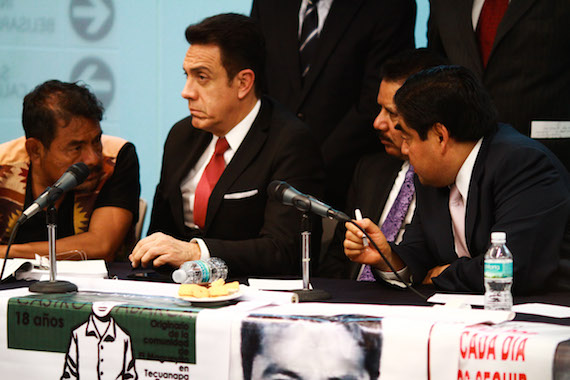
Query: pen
354 209 369 247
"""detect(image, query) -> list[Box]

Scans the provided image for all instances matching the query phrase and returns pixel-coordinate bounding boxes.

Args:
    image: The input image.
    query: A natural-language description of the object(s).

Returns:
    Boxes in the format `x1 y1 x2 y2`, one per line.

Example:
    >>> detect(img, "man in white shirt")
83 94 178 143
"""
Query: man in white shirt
320 49 445 280
130 14 324 277
344 65 570 294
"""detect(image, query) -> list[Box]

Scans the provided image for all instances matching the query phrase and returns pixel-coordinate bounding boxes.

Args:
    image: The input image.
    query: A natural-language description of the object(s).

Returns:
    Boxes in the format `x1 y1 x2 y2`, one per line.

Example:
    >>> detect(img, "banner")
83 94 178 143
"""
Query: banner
429 321 570 380
0 289 233 380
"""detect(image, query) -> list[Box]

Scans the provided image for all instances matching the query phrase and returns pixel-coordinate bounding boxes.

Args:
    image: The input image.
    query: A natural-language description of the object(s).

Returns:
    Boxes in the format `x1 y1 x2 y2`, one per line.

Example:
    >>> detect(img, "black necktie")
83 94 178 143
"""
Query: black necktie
299 0 320 79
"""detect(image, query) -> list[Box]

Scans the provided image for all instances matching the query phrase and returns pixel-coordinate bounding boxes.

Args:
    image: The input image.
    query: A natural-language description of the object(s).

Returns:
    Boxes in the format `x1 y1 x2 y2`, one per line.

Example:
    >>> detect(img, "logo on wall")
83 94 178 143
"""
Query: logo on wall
71 57 115 108
69 0 114 41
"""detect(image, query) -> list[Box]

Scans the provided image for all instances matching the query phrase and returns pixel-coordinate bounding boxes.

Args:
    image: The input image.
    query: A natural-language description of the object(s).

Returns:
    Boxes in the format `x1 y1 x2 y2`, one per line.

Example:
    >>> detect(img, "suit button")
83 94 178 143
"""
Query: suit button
297 112 304 120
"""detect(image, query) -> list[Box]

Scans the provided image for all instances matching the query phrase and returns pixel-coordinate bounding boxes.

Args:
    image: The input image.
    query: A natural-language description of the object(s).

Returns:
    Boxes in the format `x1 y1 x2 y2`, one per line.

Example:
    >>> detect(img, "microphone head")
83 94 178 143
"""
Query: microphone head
267 180 289 201
67 162 90 185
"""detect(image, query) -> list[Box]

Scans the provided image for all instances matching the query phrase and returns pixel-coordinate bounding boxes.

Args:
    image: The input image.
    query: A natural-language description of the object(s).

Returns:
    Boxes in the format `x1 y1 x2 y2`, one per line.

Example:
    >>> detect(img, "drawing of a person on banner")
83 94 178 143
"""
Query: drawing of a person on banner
61 301 137 380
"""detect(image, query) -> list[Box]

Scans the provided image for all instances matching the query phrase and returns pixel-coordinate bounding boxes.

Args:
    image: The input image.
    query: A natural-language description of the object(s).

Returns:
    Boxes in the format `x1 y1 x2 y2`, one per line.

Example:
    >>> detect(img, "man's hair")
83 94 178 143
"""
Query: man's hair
380 48 448 83
185 13 266 97
240 315 382 380
394 65 498 141
22 80 104 148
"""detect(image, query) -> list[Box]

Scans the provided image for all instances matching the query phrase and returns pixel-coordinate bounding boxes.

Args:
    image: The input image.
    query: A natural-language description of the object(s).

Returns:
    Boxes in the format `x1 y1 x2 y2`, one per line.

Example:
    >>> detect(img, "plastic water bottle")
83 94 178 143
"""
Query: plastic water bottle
484 232 513 311
172 257 228 284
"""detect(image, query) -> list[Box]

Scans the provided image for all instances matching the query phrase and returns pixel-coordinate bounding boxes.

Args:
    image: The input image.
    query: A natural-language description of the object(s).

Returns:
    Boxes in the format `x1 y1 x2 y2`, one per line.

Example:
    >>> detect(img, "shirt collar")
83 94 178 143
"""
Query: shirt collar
219 99 261 152
85 313 118 341
454 138 483 200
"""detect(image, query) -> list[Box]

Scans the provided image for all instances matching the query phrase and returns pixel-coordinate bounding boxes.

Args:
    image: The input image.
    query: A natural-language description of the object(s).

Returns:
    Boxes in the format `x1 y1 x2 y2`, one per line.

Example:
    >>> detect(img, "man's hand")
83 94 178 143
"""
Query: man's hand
422 264 450 284
129 232 201 268
343 218 405 272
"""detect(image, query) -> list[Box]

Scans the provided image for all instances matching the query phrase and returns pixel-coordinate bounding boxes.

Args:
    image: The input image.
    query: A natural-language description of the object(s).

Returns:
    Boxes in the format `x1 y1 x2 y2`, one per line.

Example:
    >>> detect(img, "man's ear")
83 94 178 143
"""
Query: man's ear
236 69 255 100
25 138 45 163
432 122 451 152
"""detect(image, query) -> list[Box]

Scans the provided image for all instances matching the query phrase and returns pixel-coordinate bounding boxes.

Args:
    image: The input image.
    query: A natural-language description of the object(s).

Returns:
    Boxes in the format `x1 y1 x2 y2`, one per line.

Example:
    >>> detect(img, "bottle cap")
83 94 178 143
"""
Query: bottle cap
172 269 188 284
491 231 506 244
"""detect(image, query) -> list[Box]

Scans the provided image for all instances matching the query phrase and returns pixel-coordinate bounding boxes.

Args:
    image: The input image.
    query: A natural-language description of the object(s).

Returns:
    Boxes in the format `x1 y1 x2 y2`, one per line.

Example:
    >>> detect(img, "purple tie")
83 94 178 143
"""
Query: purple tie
358 165 415 281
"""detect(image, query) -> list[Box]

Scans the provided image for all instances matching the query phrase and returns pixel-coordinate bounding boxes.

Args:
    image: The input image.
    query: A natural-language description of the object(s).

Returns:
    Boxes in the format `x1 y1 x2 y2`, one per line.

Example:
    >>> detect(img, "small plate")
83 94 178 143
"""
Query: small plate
178 284 247 303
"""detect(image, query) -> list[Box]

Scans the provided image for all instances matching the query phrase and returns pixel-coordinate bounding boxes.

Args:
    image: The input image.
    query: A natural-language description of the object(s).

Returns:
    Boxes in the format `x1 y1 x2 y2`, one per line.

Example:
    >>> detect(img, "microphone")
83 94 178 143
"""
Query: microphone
18 162 90 224
268 180 350 222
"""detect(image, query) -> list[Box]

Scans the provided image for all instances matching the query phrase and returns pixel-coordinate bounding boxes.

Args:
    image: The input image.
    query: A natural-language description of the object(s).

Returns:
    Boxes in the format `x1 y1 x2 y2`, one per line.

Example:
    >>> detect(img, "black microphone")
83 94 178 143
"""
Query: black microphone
268 180 350 222
18 162 90 224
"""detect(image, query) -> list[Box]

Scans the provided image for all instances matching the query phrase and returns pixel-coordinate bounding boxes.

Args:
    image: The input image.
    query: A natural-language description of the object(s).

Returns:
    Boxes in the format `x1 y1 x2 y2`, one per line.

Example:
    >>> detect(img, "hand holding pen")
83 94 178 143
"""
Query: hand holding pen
354 208 369 248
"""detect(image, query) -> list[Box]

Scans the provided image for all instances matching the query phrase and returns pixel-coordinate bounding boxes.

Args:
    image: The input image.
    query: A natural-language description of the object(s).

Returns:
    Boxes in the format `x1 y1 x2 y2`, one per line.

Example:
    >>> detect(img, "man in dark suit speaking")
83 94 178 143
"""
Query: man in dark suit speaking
321 49 446 280
344 66 570 294
130 14 324 277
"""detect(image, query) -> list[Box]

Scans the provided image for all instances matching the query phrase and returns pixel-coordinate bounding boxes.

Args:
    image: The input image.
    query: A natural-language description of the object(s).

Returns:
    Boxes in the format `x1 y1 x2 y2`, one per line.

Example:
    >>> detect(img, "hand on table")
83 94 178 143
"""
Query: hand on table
129 232 201 268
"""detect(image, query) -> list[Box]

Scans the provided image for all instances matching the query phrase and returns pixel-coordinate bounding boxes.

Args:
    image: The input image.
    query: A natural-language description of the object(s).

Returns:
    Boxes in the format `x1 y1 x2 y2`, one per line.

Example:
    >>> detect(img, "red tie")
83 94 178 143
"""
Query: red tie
476 0 509 67
193 137 229 229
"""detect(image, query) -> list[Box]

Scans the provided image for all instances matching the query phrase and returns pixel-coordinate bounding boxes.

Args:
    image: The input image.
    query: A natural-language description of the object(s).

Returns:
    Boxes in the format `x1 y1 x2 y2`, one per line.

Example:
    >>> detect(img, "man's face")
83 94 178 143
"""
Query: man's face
181 43 241 136
250 323 371 380
398 119 448 187
373 80 407 160
36 117 104 193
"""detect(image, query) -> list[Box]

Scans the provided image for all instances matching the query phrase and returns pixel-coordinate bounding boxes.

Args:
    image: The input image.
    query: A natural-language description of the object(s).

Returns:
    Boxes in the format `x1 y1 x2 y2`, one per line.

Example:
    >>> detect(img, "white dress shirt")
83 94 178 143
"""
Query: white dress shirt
61 314 136 380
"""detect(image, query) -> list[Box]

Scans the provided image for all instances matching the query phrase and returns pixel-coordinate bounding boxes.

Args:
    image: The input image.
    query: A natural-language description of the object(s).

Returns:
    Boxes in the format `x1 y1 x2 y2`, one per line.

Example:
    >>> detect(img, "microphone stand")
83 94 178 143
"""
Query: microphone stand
293 212 330 301
29 205 77 293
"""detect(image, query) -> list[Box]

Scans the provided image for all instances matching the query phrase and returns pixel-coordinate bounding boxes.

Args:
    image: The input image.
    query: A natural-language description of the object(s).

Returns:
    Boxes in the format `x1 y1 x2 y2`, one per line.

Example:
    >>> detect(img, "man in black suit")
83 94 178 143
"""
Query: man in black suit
129 14 324 277
251 0 416 209
428 0 570 166
321 49 446 279
344 66 570 294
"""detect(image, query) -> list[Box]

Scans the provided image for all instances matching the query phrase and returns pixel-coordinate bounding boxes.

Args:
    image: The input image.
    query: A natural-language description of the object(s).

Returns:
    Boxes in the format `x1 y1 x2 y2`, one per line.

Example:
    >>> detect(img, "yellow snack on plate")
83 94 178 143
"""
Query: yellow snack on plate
210 278 226 288
208 285 230 297
178 280 241 298
224 281 240 293
178 284 208 298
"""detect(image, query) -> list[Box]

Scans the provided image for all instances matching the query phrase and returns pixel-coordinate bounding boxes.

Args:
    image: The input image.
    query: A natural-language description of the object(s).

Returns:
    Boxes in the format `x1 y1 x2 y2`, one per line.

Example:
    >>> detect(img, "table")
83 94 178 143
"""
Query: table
0 262 569 380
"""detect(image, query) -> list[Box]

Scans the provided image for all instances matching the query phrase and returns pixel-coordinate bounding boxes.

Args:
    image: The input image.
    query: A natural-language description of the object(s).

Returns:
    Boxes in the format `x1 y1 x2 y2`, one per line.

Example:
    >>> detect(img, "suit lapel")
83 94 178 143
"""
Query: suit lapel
465 132 493 252
277 0 304 97
368 160 403 225
203 99 271 232
437 185 459 262
456 0 485 77
491 0 537 59
298 0 364 105
170 130 212 234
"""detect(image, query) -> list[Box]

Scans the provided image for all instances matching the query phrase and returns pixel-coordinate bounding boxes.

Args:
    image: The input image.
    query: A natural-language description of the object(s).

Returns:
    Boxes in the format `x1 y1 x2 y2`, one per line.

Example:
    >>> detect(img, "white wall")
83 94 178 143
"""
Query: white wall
0 0 429 236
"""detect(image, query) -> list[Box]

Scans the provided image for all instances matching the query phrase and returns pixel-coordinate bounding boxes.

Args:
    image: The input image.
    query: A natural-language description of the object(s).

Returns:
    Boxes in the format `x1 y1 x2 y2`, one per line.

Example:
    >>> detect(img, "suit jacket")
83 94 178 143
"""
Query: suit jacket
320 151 404 279
148 97 324 277
428 0 570 137
251 0 416 208
394 124 570 294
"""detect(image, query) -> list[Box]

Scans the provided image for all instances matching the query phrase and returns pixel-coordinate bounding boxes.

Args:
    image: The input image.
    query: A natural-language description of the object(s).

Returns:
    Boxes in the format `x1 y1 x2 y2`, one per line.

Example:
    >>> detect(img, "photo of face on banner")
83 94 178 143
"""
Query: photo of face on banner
240 315 382 380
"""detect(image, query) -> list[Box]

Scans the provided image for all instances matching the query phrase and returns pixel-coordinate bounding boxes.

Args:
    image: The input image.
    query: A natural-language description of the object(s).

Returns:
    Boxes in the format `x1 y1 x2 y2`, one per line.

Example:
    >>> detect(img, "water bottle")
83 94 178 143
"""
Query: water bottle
172 257 228 284
484 232 513 311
